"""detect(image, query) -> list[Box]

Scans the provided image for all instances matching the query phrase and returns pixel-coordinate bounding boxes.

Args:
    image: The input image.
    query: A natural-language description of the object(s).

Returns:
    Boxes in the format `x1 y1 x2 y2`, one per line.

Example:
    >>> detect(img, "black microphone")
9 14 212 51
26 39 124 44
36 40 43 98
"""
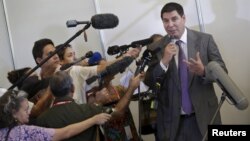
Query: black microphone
86 56 134 85
107 45 129 55
107 45 120 55
91 13 119 29
131 37 153 47
207 61 249 110
66 13 119 29
107 37 153 56
134 50 152 76
60 51 93 71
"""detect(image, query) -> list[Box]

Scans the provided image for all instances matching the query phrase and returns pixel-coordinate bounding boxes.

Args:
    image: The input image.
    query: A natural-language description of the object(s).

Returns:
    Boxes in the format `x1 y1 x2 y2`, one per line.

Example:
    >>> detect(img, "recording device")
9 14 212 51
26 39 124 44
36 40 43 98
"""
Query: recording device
86 56 134 85
134 50 153 76
207 61 249 110
66 13 119 29
60 51 93 71
107 37 153 56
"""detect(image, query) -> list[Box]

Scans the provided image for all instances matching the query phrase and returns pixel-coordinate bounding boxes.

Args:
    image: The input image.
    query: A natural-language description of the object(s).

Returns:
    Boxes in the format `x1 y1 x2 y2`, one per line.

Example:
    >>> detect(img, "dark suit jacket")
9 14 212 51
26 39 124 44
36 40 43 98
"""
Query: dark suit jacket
146 28 227 141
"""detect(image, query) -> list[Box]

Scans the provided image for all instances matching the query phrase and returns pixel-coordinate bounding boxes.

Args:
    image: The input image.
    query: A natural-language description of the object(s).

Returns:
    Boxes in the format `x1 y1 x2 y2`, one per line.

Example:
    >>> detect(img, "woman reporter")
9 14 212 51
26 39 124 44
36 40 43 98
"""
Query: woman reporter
0 90 111 141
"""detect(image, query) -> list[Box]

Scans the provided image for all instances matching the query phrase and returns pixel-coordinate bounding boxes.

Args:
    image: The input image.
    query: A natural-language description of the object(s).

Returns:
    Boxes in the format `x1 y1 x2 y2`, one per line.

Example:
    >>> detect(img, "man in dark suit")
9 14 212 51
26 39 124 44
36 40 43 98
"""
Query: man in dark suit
145 2 227 141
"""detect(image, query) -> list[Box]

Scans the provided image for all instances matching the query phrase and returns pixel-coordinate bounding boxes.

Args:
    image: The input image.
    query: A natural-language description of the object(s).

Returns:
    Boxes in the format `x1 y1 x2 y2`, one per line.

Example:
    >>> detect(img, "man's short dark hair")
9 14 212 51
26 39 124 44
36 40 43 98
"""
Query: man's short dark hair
32 38 54 64
49 71 73 97
161 2 184 19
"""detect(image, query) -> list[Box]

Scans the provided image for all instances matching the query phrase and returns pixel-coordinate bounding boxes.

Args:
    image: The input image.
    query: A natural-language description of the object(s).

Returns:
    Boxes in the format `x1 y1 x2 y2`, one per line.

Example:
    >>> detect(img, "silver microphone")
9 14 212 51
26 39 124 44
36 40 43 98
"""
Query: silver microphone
207 61 249 110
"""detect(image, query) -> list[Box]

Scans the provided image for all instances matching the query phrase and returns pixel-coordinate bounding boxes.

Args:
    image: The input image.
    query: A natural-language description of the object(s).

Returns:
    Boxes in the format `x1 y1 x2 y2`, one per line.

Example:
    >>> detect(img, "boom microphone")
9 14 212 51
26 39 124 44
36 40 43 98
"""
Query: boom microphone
60 51 93 71
66 13 119 29
207 61 249 110
86 56 134 85
91 14 119 29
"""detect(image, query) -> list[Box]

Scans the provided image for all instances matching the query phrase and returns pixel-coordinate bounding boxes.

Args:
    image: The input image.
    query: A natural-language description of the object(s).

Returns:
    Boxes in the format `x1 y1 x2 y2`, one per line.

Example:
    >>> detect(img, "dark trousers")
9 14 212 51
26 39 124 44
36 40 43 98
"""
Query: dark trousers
175 114 202 141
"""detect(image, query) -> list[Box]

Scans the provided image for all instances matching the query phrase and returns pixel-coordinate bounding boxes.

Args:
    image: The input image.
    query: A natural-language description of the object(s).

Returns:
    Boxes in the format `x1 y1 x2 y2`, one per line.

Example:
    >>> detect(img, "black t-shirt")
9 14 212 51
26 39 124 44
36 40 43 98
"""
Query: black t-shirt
36 97 107 141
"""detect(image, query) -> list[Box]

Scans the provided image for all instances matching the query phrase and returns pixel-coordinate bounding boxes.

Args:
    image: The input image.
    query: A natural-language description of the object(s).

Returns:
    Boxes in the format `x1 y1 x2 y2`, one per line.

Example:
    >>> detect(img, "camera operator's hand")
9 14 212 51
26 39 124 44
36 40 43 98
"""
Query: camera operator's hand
124 47 142 59
128 72 145 91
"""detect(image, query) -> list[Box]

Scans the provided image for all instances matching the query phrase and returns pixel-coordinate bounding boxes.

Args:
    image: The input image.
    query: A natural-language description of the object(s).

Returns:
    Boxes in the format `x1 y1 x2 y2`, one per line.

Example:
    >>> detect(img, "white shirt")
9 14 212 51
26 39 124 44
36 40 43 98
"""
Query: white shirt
160 29 191 114
68 65 99 104
120 69 149 94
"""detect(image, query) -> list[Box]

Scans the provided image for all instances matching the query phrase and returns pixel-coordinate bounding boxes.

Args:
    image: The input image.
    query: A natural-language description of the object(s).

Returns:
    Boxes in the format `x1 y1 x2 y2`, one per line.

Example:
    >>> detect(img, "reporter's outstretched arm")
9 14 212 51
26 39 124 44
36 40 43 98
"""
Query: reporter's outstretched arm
52 113 111 141
113 72 144 114
96 47 142 73
30 87 53 118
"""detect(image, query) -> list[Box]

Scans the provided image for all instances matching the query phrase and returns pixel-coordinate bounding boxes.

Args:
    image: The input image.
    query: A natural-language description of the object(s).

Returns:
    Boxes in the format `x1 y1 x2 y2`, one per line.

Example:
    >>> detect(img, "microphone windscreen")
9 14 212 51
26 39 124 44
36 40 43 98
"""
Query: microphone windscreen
66 20 78 27
88 52 102 66
131 38 153 47
207 61 249 110
91 13 119 29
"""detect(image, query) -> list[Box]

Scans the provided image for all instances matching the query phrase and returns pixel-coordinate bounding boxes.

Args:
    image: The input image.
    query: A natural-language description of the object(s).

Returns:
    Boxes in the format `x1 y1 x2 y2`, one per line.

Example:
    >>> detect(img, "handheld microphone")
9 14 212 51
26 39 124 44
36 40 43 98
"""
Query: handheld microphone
86 56 134 85
60 51 93 71
66 13 119 29
207 61 249 110
170 36 178 44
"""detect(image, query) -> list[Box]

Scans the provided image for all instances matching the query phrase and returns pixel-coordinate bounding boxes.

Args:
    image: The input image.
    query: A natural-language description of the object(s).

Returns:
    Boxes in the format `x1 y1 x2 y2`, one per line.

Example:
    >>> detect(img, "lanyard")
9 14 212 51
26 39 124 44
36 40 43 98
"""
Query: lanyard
53 100 72 107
